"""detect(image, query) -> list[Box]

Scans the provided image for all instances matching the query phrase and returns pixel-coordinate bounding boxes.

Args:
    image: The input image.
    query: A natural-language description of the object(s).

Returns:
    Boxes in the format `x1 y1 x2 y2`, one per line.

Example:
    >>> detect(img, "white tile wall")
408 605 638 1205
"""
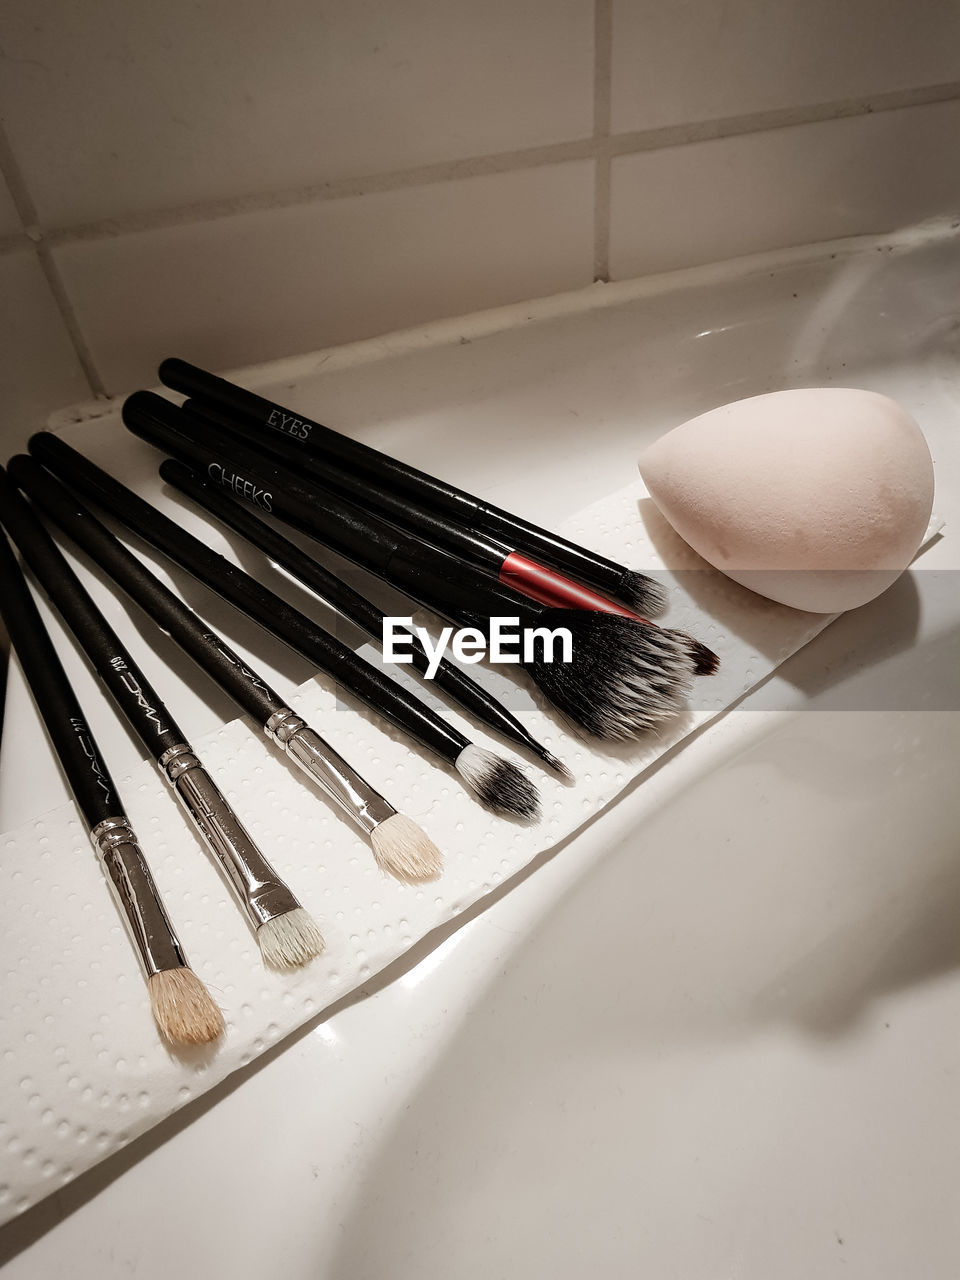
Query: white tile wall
0 253 90 450
0 0 594 226
54 162 595 394
612 0 960 133
0 0 959 427
609 99 960 280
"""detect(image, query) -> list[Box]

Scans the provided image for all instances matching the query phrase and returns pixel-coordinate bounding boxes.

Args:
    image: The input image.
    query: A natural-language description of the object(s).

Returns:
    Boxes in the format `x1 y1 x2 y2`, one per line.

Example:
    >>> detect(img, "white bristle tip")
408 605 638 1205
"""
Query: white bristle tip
257 908 325 969
456 745 541 820
148 968 224 1046
619 569 669 617
372 813 443 881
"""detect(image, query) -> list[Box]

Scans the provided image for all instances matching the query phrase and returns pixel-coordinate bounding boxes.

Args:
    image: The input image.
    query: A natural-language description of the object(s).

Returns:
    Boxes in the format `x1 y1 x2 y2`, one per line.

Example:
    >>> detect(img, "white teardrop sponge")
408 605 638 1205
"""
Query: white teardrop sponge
639 388 934 612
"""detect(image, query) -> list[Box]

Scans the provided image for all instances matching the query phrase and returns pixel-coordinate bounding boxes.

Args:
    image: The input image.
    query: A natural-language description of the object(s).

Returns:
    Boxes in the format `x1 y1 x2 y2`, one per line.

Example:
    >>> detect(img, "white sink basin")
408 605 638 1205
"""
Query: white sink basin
2 223 959 1278
331 708 960 1277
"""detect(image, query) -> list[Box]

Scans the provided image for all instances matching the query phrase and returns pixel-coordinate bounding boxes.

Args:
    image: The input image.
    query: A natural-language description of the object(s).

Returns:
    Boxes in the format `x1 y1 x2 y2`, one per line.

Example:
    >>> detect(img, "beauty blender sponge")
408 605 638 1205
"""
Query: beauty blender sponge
638 388 934 612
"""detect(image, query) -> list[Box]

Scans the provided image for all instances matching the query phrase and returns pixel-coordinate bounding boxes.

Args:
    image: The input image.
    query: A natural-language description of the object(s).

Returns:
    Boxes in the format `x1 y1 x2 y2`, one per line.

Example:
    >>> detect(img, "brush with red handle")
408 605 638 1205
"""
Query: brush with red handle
121 392 717 742
157 357 667 618
180 394 642 619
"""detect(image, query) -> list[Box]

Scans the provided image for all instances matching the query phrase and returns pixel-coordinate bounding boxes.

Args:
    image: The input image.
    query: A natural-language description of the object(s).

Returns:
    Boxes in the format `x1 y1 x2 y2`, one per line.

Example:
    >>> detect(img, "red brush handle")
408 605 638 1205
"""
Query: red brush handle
498 552 648 620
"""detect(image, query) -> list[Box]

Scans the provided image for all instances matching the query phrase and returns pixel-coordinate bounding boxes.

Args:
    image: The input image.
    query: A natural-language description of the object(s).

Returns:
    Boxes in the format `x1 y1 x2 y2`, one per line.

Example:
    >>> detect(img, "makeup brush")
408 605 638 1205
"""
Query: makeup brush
28 433 540 820
10 453 443 881
124 392 716 680
0 466 324 969
0 523 223 1045
157 357 666 616
117 402 711 738
183 394 646 620
158 456 570 779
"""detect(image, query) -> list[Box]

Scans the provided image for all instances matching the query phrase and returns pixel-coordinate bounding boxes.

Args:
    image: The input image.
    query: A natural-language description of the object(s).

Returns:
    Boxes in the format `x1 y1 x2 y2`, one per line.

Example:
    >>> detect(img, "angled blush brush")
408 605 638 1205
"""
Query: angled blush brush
10 453 443 882
118 400 713 739
0 465 323 969
27 433 541 821
158 456 570 779
0 522 223 1045
157 357 666 616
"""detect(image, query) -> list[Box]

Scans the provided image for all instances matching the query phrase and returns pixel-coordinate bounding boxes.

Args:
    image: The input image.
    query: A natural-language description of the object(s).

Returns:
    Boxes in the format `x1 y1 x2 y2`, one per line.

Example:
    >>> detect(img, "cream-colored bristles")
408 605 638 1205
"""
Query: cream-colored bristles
148 967 225 1046
371 813 443 882
257 907 325 969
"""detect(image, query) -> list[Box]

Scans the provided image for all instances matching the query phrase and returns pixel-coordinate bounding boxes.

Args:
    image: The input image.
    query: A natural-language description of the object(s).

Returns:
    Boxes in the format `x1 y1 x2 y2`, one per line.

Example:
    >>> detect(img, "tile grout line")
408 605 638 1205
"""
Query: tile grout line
33 244 108 398
0 77 957 261
608 78 960 155
0 119 40 232
592 0 613 283
0 119 107 398
35 140 598 248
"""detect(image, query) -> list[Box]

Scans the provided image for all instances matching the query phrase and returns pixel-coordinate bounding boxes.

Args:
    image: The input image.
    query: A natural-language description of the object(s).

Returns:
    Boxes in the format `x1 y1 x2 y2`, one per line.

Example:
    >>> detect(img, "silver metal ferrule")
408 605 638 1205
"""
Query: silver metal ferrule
264 708 396 835
90 816 187 978
159 742 299 929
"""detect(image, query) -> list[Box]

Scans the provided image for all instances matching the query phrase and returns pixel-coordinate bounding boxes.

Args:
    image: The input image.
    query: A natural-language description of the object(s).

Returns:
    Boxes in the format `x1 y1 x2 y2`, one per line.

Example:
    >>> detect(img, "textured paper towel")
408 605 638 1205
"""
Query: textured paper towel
0 480 940 1222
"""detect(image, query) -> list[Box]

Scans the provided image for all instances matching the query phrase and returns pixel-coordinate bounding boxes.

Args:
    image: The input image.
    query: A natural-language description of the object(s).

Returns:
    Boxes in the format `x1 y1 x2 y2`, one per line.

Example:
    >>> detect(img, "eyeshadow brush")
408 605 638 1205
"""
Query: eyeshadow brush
10 452 443 881
158 457 570 779
27 433 541 821
157 357 666 616
0 521 223 1044
117 400 712 739
0 465 324 969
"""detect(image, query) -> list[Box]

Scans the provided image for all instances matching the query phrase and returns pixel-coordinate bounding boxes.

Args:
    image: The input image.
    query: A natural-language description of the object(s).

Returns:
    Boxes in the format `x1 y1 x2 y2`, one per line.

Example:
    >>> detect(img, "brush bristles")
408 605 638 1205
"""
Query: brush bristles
257 908 325 969
456 745 541 820
148 967 225 1045
618 569 669 618
669 631 720 676
524 609 693 741
372 813 443 881
542 751 574 783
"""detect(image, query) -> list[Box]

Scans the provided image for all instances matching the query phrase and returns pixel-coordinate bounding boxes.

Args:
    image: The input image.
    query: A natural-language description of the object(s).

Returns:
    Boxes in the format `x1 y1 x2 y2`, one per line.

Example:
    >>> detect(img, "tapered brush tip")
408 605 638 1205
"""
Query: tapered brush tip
257 908 325 969
669 631 720 676
372 813 443 881
148 967 225 1045
618 569 669 618
456 744 541 820
542 750 574 783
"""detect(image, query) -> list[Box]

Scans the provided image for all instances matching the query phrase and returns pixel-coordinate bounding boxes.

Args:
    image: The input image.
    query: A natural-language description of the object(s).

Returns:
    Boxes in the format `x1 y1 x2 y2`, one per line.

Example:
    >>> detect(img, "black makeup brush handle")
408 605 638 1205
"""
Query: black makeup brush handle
161 457 405 642
0 467 185 762
158 458 554 761
382 547 538 635
0 519 123 827
28 433 471 766
128 392 404 568
123 391 538 627
183 397 514 574
8 455 285 729
159 357 633 599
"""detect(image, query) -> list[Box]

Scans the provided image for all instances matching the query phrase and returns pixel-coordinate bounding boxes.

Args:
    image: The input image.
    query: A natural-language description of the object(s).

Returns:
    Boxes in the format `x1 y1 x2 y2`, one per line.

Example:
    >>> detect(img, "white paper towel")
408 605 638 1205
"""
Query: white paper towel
0 479 941 1223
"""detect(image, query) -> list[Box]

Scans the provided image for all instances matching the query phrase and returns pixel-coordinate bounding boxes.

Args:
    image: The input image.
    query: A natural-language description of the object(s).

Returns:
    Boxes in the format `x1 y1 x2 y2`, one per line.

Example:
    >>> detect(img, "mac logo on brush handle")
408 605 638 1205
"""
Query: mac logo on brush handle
70 716 114 803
